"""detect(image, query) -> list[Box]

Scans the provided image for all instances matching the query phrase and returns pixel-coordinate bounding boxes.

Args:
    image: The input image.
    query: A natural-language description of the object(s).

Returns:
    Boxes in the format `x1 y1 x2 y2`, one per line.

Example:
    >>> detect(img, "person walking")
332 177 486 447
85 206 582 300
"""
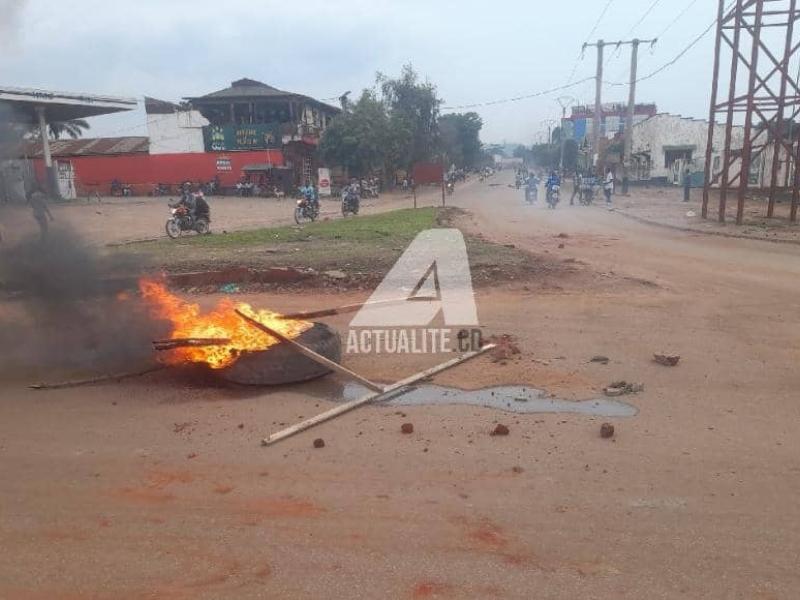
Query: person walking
683 166 691 202
571 171 582 206
603 168 615 206
28 187 53 241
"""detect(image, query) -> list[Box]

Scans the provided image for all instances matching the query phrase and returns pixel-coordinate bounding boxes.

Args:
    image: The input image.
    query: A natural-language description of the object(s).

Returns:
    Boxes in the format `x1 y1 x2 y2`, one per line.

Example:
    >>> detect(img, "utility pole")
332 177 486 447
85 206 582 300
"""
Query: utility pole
583 38 656 178
556 95 577 174
583 40 605 173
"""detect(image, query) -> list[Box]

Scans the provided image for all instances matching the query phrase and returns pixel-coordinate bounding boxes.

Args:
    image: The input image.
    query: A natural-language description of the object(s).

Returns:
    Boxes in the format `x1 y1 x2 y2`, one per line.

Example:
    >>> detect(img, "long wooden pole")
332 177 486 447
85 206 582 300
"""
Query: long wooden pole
261 343 495 446
235 309 383 392
277 297 435 321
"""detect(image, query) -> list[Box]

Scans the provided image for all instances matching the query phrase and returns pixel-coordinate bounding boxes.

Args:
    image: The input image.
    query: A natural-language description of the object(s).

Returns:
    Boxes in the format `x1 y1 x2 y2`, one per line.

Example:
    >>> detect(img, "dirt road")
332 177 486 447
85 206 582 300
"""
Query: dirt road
1 172 799 599
0 187 446 247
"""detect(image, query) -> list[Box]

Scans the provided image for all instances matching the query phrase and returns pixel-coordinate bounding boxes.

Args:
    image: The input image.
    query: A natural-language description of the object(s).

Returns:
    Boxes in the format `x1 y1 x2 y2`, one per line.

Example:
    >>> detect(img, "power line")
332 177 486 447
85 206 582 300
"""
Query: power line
656 0 700 40
565 0 617 85
627 0 663 36
604 2 731 87
441 77 595 110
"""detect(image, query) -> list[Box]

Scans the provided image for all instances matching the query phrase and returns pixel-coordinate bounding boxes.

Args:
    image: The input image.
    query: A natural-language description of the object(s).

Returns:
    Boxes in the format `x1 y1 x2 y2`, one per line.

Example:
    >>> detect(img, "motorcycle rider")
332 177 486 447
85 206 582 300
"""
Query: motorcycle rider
343 177 360 212
545 170 561 204
300 179 319 210
525 173 539 203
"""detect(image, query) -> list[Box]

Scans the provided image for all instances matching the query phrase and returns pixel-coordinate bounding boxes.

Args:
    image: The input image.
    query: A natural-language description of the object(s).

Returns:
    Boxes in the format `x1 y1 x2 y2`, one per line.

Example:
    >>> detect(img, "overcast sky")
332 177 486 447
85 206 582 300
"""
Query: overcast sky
0 0 719 144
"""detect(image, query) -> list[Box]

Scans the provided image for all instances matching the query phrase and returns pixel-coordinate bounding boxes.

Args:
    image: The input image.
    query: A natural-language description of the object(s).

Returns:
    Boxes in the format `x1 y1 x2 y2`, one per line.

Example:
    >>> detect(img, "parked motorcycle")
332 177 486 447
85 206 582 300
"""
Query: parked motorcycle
165 201 210 238
294 197 319 224
546 184 560 209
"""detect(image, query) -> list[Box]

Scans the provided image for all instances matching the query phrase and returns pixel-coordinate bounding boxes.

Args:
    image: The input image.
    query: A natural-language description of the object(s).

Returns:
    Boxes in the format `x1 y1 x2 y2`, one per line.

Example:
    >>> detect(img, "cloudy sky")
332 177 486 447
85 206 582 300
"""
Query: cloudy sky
0 0 720 144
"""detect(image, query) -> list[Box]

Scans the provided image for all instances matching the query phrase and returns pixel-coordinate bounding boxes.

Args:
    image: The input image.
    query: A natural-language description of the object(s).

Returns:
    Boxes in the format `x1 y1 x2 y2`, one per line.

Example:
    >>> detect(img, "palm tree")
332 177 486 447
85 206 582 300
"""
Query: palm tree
48 119 90 140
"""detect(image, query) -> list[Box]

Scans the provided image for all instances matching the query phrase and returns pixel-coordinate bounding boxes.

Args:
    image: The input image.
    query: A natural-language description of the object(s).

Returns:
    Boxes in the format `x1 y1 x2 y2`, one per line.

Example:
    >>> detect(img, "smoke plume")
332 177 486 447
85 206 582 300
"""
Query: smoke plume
0 226 166 380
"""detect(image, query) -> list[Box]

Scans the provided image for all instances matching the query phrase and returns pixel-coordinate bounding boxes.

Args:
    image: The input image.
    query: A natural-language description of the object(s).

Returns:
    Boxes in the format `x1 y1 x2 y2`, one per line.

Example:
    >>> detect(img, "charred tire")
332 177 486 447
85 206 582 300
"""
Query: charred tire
217 322 342 386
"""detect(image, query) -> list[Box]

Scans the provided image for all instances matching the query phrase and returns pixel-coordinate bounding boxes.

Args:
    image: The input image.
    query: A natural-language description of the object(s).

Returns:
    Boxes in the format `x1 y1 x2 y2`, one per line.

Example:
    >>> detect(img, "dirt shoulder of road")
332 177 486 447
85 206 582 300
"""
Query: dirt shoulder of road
608 185 800 244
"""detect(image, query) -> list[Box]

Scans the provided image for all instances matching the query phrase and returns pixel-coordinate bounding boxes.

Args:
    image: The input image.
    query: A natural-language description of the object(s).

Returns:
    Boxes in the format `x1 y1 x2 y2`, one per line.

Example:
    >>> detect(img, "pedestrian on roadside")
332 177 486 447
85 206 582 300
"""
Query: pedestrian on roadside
604 168 615 205
571 171 582 206
683 166 691 202
28 186 53 241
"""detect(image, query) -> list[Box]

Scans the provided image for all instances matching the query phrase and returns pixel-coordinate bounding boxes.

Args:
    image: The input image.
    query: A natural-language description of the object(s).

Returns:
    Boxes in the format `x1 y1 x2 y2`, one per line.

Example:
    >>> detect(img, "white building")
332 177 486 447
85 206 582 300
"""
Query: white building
144 97 208 155
630 113 745 185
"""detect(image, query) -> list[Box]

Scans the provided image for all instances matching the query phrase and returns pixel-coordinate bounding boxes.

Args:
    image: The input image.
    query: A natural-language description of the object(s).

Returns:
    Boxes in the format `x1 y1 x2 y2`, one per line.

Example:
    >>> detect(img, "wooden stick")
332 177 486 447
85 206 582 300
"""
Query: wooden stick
277 296 437 321
29 365 166 390
261 343 496 446
153 337 231 351
235 309 383 392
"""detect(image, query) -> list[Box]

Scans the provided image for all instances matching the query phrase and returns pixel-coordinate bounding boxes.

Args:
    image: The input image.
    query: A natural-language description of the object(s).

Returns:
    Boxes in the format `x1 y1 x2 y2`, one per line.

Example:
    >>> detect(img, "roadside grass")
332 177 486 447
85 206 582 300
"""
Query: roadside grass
119 207 550 285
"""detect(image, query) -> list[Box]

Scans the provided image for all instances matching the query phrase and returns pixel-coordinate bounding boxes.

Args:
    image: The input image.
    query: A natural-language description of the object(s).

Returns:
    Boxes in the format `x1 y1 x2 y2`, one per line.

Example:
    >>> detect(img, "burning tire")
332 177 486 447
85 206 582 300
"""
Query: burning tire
218 322 341 385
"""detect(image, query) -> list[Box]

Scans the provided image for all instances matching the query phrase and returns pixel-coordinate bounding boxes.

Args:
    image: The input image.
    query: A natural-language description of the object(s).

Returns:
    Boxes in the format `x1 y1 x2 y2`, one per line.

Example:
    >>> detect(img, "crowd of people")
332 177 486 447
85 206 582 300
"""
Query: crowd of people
515 166 616 207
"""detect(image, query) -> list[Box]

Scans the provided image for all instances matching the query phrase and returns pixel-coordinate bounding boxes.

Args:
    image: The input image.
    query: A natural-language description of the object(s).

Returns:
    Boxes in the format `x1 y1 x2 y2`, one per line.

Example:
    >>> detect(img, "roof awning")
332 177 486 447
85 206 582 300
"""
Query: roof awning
0 86 137 123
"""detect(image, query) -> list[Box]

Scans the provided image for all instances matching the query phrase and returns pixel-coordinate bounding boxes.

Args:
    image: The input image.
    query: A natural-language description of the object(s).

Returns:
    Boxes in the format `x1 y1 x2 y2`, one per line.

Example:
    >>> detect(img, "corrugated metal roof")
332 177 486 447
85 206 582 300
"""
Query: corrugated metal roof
21 136 149 158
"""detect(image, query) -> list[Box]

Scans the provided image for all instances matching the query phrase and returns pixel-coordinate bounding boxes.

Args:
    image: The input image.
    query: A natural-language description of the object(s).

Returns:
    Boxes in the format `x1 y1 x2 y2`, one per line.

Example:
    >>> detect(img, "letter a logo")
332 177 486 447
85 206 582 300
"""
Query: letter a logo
351 229 478 326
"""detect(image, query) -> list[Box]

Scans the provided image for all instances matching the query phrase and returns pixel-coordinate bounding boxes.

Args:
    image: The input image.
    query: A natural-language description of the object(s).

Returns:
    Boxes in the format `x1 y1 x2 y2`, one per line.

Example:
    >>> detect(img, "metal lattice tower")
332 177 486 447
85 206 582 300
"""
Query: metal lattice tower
702 0 800 224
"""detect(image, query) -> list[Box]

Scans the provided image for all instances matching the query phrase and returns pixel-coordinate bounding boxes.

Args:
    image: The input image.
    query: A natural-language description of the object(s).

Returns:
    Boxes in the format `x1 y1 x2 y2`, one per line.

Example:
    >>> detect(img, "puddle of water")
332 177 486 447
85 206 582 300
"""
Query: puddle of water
340 384 637 417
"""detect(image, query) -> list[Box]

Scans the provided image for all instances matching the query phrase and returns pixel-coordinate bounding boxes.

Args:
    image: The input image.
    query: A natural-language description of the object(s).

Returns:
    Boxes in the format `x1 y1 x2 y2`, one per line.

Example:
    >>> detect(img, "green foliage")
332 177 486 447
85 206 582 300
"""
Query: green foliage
439 112 483 169
320 64 446 178
319 90 389 177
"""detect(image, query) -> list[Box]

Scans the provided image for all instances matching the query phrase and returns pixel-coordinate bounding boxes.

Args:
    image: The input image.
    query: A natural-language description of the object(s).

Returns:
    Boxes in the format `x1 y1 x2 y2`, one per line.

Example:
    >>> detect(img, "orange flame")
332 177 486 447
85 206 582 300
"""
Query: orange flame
138 279 311 369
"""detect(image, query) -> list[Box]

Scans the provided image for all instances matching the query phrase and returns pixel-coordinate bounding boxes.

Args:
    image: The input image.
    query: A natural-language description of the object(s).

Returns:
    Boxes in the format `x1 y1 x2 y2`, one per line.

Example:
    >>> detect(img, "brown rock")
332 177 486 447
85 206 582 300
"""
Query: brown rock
654 353 681 366
600 423 615 439
401 423 414 434
491 424 510 436
313 438 325 449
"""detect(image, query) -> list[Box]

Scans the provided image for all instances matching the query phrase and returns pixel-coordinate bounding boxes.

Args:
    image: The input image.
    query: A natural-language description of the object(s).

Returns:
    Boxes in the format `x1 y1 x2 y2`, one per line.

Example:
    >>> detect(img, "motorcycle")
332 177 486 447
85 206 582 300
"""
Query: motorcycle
546 184 560 209
165 202 211 238
580 184 595 206
341 190 360 216
525 184 538 204
446 181 454 195
294 197 319 224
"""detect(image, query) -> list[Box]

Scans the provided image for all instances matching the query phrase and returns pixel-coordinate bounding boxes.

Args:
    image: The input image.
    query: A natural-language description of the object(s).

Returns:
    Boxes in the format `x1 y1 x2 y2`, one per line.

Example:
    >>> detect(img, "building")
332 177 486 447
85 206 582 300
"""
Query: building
0 85 137 201
562 102 658 143
184 78 340 186
3 78 340 199
630 113 745 186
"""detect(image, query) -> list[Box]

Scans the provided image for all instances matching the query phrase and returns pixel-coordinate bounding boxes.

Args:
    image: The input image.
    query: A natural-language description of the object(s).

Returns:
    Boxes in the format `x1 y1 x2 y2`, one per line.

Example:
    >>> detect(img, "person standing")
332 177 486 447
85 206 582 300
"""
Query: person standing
683 166 691 202
604 168 615 205
28 187 54 241
571 171 582 205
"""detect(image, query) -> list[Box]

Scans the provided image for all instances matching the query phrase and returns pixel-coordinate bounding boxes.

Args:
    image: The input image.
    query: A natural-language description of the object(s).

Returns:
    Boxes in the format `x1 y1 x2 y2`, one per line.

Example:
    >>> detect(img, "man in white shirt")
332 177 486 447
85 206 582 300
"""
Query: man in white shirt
604 169 615 205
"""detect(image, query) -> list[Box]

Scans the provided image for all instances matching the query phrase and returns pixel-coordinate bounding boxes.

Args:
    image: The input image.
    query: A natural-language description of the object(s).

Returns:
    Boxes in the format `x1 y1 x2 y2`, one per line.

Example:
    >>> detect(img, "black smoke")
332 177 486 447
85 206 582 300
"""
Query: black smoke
0 227 166 380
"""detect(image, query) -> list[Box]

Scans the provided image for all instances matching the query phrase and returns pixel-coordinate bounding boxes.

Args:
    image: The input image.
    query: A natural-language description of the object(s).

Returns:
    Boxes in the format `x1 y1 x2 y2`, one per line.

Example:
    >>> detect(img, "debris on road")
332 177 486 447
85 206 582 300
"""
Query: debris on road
401 423 414 434
487 334 521 362
491 424 510 436
323 270 348 280
604 381 644 396
590 355 610 365
313 438 325 449
653 353 681 366
600 423 615 439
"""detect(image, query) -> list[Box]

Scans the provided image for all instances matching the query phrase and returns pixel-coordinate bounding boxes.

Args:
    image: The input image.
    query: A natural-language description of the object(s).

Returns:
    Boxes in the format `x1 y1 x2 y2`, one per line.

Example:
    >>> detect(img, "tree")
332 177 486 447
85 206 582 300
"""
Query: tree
320 90 389 177
379 64 441 171
26 119 91 141
48 119 90 140
439 112 483 169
